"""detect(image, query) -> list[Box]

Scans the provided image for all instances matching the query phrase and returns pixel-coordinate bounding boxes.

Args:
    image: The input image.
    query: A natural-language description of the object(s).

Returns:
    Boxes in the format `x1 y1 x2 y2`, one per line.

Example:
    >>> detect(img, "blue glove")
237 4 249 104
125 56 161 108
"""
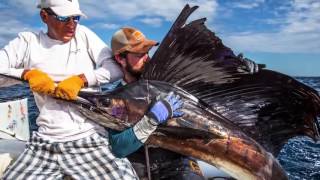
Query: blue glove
148 92 184 124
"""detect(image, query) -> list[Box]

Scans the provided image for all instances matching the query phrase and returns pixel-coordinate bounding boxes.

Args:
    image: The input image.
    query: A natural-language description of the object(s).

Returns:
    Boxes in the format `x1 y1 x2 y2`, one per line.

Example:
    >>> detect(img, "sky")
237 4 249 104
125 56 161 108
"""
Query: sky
0 0 319 76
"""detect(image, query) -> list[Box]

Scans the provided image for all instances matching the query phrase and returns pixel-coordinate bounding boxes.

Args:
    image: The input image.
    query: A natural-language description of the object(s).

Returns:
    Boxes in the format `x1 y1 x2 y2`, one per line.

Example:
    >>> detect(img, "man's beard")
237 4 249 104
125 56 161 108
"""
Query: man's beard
126 63 145 79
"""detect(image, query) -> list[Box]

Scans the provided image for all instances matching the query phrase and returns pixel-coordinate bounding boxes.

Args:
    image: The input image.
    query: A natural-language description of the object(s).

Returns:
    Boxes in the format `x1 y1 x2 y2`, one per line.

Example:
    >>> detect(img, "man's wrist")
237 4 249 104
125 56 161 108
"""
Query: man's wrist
133 115 158 143
78 74 88 87
146 112 160 126
21 69 30 80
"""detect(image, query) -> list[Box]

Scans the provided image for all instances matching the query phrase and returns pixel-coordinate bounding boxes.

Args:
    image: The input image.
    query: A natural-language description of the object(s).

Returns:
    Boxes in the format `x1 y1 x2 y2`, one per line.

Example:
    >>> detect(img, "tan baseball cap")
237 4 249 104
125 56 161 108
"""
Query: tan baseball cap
111 27 159 55
37 0 86 17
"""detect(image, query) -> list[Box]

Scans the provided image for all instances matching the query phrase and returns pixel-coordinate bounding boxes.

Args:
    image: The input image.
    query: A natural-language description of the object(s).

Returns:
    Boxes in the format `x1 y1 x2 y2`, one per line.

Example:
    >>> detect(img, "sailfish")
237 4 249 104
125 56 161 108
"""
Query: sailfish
1 4 320 180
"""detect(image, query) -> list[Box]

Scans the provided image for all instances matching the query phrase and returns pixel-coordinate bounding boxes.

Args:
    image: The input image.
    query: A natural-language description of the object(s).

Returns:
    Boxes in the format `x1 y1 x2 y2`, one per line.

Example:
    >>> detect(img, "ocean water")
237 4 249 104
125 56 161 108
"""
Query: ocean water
0 77 319 179
278 77 320 180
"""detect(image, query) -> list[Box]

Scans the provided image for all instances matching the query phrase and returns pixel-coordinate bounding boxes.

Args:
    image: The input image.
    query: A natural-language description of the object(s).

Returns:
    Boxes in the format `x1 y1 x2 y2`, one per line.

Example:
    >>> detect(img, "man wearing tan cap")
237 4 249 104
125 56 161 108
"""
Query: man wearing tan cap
1 0 140 179
111 27 159 82
107 27 205 179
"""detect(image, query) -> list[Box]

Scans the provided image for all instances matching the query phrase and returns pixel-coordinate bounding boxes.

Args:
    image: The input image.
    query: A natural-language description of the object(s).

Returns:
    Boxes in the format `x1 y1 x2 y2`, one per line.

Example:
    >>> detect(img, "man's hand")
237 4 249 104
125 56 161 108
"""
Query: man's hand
237 53 259 74
148 92 184 125
23 69 55 95
55 75 86 100
243 58 259 74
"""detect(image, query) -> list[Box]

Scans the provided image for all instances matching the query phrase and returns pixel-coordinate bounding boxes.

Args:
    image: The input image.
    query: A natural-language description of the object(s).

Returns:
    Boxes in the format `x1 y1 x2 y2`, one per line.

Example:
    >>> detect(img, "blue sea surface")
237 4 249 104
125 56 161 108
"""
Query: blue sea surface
278 77 320 180
0 77 319 179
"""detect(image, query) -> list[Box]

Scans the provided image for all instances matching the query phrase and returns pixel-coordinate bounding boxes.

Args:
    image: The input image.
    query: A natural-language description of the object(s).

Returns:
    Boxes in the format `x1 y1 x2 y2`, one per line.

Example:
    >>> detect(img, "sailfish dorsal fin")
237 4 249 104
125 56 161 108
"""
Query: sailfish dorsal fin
142 5 251 86
142 4 320 156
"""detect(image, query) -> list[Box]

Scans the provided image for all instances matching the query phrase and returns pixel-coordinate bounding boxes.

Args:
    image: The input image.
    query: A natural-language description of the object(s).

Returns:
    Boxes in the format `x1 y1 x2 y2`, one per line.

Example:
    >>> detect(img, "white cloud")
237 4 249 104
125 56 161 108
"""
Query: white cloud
91 23 120 30
224 31 320 53
0 7 37 46
224 0 320 53
282 0 320 33
1 0 217 23
0 0 218 47
2 0 318 54
1 0 218 29
232 0 265 9
140 17 163 27
81 0 218 22
7 0 38 15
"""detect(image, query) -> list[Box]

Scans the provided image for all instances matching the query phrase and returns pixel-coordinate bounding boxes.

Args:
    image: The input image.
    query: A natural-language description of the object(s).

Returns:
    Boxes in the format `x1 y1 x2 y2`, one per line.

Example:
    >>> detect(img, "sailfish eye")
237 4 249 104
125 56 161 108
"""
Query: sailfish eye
100 99 111 107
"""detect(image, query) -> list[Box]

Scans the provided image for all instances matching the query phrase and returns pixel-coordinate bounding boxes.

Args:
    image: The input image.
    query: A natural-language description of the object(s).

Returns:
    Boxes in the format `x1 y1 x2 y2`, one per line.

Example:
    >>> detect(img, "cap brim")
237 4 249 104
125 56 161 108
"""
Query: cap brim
127 40 159 54
51 6 87 17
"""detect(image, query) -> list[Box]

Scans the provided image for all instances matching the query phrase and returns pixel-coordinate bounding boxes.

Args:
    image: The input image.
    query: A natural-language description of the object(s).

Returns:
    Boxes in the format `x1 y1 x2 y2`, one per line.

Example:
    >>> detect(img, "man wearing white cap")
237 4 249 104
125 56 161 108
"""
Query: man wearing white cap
1 0 139 179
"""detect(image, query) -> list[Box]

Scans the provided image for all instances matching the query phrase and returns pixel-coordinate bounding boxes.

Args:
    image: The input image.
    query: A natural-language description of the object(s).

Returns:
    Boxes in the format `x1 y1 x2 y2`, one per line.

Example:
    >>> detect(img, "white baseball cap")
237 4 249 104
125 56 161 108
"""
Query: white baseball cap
37 0 86 17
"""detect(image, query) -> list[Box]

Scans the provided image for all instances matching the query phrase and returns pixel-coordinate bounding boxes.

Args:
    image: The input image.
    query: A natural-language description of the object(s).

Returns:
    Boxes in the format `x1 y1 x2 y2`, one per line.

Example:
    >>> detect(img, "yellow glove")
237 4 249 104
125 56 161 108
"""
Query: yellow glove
23 69 55 95
55 75 85 100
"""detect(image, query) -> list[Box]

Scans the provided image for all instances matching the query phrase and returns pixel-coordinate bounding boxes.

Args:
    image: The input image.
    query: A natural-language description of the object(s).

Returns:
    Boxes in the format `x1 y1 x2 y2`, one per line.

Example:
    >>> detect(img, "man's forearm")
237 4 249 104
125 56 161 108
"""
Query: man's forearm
108 115 158 158
108 128 143 158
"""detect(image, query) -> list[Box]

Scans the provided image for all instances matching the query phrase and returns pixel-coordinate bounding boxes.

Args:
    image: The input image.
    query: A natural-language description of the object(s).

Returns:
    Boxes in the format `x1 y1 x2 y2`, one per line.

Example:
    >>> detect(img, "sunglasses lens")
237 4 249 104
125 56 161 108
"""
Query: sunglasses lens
73 16 81 22
56 16 80 22
57 16 70 22
46 9 81 23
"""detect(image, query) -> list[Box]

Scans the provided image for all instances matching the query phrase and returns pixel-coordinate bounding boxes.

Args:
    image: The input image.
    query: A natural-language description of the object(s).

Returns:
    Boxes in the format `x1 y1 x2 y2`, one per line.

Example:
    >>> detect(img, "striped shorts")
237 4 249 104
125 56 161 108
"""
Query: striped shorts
3 133 138 180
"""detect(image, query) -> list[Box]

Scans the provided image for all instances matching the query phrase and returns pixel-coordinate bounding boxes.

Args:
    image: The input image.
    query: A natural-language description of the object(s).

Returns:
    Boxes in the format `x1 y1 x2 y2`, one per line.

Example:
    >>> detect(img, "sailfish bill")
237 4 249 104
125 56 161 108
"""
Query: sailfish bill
0 74 23 88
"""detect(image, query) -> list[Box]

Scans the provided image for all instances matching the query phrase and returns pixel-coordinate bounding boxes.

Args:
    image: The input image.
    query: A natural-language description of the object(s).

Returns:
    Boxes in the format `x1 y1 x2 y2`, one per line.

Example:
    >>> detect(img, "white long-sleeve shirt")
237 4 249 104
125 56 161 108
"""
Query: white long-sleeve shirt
0 25 123 142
